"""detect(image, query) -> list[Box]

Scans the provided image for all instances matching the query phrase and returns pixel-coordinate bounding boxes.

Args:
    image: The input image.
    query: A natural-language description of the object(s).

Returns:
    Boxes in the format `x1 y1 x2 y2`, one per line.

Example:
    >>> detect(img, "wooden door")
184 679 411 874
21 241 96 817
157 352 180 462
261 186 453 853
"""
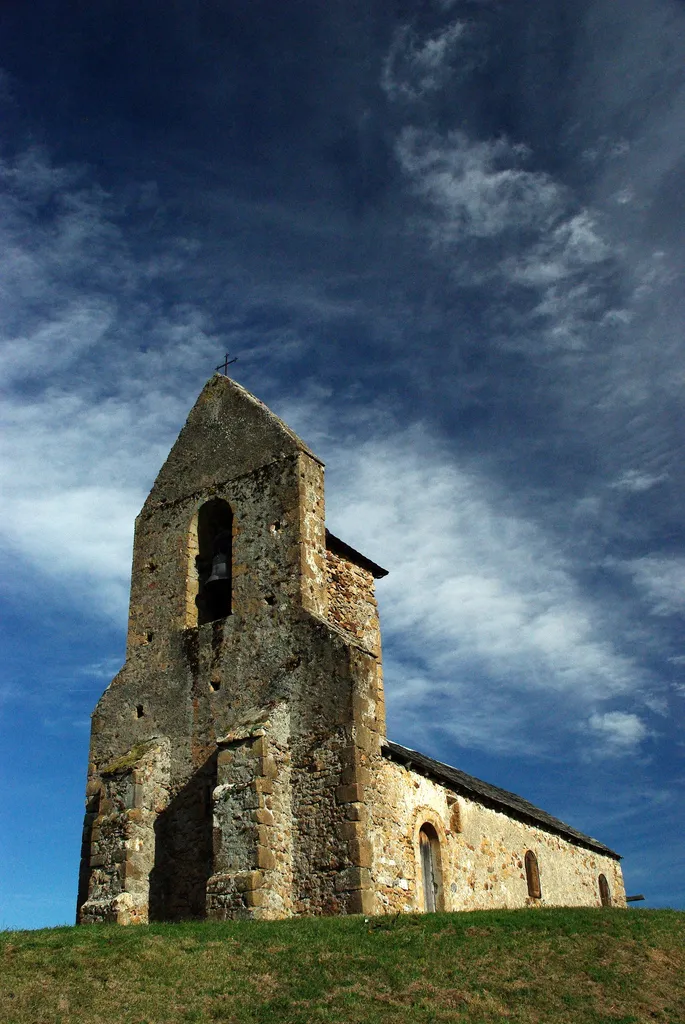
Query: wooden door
420 828 437 912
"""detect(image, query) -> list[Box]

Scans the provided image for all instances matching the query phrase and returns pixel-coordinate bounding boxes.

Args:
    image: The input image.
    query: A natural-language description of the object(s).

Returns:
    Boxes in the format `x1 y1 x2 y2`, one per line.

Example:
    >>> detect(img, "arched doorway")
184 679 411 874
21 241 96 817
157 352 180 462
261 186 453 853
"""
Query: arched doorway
419 823 441 913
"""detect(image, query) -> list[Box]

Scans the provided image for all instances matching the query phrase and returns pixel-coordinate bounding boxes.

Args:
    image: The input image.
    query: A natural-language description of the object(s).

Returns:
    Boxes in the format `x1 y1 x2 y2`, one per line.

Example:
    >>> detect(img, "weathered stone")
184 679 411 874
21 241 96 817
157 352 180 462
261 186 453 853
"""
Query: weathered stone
253 808 275 826
256 845 276 870
76 375 625 927
354 726 376 754
345 888 374 915
348 838 373 868
340 765 371 786
335 866 371 892
336 821 360 841
335 784 365 805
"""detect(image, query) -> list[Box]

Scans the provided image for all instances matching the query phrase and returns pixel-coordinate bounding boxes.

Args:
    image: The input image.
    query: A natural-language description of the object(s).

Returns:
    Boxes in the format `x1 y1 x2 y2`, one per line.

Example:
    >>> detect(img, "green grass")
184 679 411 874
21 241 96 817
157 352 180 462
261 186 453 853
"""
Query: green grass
1 907 683 1023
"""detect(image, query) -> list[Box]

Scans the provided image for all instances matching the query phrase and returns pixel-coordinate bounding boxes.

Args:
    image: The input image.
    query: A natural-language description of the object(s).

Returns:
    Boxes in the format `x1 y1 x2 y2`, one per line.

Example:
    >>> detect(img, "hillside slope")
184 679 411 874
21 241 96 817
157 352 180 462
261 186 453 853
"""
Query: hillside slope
1 907 683 1023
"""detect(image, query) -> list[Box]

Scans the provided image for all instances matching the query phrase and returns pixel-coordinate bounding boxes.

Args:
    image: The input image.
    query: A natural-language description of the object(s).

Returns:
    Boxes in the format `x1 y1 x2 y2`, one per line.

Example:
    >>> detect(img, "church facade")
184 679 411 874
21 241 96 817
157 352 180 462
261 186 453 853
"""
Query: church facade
77 375 625 924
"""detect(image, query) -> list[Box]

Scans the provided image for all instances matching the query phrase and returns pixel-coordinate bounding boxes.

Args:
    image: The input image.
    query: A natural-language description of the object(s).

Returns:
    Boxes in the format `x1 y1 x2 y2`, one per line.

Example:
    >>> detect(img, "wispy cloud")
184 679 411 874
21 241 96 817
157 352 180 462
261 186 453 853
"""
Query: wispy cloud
0 148 212 618
396 129 562 242
624 557 685 618
610 470 668 493
382 22 471 100
276 399 653 759
394 126 636 353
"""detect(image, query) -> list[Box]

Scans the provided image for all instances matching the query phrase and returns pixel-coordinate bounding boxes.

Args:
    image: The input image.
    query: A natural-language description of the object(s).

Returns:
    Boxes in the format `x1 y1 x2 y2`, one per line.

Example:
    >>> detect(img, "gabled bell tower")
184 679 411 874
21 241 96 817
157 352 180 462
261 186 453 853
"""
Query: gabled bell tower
77 375 387 924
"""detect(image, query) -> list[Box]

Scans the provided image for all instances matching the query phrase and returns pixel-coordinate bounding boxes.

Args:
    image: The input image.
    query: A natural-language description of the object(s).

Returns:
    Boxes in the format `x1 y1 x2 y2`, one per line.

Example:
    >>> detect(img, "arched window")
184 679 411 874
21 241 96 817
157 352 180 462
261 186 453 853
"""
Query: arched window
598 873 611 907
196 499 233 626
419 823 442 913
525 850 541 899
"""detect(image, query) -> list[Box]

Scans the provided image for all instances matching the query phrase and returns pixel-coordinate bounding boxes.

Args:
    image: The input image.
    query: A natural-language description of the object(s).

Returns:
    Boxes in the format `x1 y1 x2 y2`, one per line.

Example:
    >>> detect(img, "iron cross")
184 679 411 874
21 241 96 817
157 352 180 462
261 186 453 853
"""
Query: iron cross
216 353 238 375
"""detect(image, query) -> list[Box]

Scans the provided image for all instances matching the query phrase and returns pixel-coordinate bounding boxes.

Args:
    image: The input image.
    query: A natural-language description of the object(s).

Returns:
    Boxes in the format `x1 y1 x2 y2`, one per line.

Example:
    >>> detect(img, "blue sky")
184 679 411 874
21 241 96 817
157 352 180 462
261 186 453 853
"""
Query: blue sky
1 0 684 929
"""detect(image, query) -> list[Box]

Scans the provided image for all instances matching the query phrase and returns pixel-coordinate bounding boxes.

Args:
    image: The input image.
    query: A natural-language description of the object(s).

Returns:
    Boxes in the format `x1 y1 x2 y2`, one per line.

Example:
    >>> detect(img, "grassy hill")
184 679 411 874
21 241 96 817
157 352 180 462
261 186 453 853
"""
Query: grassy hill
1 907 683 1024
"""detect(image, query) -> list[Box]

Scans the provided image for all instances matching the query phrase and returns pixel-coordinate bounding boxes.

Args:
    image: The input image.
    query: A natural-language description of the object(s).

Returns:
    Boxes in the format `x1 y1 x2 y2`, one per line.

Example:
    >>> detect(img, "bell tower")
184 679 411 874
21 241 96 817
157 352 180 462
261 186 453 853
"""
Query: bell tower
77 374 387 924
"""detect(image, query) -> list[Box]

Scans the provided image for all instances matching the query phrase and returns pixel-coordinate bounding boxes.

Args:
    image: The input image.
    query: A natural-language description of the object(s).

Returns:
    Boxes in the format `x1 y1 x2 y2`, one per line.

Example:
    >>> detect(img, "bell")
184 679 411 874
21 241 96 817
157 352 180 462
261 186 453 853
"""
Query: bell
206 552 230 585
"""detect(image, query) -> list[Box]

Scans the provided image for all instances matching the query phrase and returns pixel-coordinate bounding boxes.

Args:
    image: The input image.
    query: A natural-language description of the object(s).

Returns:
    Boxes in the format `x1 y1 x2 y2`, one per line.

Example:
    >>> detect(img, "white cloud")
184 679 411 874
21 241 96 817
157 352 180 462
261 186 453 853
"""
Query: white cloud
0 484 140 619
588 710 648 752
261 403 650 757
625 556 685 617
393 123 637 352
0 148 215 619
505 212 610 287
0 299 115 384
397 128 563 241
325 427 639 699
611 469 668 493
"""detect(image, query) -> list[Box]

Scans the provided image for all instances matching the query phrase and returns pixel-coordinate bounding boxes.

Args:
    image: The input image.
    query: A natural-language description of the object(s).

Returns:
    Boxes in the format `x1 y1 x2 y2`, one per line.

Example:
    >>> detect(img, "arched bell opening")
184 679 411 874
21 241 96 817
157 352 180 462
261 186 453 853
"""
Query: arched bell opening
418 822 443 913
194 498 233 626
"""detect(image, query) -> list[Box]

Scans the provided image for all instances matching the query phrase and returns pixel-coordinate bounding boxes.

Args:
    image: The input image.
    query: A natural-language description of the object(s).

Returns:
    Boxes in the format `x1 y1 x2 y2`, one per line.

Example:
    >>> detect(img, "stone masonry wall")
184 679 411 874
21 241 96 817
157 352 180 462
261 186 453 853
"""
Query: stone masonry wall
326 550 381 658
81 449 318 923
207 707 293 920
286 620 386 918
79 739 170 925
367 759 626 914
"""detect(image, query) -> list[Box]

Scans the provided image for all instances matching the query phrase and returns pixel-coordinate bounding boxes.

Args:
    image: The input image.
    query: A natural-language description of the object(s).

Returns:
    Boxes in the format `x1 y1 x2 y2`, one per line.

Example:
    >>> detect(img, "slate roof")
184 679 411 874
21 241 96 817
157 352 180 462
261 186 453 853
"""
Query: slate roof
382 741 620 860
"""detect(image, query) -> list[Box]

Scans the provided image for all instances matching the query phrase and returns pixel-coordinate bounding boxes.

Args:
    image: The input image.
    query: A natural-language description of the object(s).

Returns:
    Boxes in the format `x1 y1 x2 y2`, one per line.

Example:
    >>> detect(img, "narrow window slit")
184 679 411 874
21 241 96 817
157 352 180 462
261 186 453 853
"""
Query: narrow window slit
525 850 541 899
599 873 611 906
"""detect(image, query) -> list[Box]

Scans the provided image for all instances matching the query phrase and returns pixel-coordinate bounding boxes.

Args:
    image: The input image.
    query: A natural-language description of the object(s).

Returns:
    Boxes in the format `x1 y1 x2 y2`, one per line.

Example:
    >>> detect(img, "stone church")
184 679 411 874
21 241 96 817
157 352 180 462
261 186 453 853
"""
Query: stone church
77 374 626 924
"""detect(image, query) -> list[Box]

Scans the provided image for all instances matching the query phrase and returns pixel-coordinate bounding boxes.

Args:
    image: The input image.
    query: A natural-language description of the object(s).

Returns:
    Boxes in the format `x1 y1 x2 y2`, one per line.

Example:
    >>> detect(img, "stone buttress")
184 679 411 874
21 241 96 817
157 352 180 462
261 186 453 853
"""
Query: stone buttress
77 374 388 923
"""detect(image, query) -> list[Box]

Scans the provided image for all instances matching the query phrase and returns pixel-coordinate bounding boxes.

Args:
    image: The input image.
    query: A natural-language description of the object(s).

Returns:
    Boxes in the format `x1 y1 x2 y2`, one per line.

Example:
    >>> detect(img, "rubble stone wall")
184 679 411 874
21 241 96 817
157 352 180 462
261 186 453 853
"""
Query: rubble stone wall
367 759 626 914
326 551 381 658
207 708 294 920
79 739 170 925
79 440 324 922
288 628 384 918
